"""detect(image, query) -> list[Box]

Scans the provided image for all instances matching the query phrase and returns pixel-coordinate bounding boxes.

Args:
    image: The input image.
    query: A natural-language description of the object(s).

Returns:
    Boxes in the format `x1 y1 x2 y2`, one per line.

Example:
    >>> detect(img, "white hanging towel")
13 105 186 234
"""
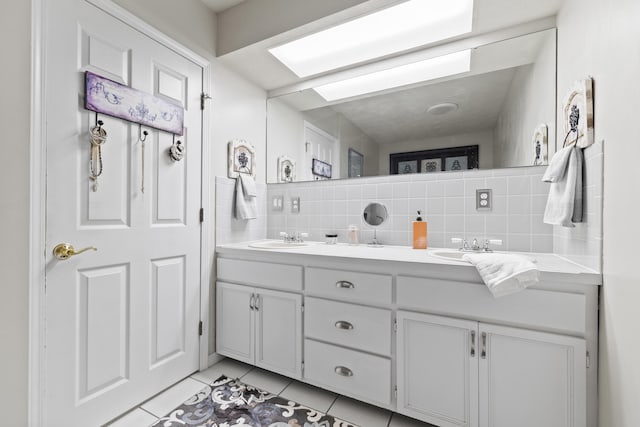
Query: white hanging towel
462 253 539 298
233 174 257 220
542 145 583 227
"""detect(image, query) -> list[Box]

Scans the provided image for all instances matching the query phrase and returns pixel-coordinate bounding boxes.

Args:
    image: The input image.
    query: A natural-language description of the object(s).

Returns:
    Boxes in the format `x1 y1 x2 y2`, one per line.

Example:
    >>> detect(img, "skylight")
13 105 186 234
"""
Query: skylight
314 49 471 101
269 0 474 77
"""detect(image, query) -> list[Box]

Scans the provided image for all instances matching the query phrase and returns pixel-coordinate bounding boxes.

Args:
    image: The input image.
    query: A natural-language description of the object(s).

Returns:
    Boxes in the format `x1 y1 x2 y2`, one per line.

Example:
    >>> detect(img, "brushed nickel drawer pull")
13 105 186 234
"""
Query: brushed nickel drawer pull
334 366 353 377
336 280 355 289
335 321 354 330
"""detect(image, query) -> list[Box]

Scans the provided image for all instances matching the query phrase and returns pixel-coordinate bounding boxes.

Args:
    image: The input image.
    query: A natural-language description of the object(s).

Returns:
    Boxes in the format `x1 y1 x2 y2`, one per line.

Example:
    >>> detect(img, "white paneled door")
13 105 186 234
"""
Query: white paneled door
44 1 203 425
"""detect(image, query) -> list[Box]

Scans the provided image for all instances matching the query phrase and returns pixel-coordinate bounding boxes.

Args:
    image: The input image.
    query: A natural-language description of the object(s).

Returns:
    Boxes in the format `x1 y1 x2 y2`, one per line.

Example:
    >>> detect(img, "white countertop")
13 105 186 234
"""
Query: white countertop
216 240 602 286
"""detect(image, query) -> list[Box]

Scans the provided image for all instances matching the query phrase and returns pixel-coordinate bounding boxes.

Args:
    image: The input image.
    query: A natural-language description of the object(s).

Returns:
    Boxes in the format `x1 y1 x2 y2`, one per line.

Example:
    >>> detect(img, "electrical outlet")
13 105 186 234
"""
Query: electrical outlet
476 189 492 210
291 197 300 213
272 196 283 211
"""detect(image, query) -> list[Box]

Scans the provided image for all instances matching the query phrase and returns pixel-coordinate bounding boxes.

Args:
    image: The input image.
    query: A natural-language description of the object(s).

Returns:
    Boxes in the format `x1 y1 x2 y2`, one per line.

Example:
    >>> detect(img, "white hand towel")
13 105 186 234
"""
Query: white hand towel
239 173 257 197
462 253 539 298
233 174 257 220
542 145 583 227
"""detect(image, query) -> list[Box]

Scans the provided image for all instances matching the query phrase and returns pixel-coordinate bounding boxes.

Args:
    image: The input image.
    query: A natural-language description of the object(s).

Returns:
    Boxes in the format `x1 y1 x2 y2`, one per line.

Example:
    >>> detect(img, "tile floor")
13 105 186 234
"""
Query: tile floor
107 358 436 427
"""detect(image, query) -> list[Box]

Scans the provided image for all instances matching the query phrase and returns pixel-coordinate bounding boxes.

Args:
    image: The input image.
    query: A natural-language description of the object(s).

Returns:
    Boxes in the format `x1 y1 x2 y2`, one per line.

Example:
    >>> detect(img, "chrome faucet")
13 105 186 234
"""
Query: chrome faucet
279 231 309 243
451 238 502 252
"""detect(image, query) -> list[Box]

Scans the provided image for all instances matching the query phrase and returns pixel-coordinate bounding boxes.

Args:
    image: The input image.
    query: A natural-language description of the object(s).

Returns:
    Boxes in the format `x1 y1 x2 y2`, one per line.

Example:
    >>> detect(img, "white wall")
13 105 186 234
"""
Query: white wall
0 2 31 424
339 116 380 178
494 31 556 168
113 0 217 59
266 98 378 181
556 1 640 426
377 129 495 175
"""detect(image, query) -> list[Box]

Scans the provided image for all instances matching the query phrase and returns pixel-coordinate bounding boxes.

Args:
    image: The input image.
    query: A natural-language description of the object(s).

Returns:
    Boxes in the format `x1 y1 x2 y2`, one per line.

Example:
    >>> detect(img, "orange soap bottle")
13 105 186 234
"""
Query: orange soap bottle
413 210 427 249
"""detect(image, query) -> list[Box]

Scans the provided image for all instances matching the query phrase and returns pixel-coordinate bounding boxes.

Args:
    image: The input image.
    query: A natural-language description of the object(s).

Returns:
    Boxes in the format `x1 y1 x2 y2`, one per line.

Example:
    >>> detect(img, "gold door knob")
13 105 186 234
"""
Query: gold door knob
53 243 97 260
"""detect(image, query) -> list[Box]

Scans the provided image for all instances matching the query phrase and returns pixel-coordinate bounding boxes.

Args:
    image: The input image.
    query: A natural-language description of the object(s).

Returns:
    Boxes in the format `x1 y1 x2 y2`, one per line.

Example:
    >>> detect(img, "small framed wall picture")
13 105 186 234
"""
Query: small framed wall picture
348 148 364 178
227 139 256 178
312 158 332 179
277 156 295 183
532 123 548 165
421 158 441 173
398 160 418 174
445 156 468 171
561 78 594 148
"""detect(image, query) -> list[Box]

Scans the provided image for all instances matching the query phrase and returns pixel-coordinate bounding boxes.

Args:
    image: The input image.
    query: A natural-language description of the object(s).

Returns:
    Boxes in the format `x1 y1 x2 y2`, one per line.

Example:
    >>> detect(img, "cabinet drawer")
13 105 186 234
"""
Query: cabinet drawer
397 276 586 334
217 258 302 291
305 267 392 304
305 297 391 356
304 339 391 406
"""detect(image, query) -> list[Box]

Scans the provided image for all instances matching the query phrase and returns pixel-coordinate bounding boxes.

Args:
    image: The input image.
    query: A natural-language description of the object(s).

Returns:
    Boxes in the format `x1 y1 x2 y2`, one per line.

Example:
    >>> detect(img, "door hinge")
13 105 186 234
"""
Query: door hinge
198 321 203 336
199 208 204 223
393 319 398 333
301 302 305 313
201 93 211 110
301 361 305 375
586 351 590 368
394 386 398 400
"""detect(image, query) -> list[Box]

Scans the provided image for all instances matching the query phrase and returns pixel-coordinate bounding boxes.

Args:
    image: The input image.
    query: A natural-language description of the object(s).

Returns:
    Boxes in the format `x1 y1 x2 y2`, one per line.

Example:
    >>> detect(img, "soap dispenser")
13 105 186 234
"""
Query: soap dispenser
413 210 427 249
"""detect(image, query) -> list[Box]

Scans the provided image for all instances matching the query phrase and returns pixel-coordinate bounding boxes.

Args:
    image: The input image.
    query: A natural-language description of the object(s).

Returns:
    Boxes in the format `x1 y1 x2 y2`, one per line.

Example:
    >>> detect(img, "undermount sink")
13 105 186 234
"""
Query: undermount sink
248 240 311 249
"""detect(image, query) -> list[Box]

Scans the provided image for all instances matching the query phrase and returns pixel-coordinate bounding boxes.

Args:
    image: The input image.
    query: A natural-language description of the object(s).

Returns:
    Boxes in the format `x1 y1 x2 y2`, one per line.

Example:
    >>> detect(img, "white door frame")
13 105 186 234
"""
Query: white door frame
28 1 212 424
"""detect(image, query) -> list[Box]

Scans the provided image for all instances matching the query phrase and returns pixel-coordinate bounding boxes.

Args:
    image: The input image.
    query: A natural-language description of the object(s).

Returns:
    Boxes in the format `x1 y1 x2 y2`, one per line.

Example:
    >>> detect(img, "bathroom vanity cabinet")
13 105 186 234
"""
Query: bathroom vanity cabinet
216 258 303 379
215 243 600 427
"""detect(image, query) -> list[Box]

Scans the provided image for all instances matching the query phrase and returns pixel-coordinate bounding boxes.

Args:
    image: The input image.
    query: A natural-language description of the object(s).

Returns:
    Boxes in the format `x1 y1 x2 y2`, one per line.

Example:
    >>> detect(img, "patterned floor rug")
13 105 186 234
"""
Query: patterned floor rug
150 375 360 427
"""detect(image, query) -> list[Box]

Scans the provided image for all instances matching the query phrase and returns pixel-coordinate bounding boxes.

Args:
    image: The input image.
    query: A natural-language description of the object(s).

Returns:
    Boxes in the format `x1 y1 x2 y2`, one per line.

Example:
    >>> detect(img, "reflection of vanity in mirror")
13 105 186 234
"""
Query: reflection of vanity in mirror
266 28 556 183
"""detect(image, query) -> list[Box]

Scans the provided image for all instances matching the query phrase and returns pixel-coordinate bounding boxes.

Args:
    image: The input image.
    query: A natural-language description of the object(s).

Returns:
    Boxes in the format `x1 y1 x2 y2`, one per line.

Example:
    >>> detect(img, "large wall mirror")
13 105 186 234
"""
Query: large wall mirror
266 28 556 183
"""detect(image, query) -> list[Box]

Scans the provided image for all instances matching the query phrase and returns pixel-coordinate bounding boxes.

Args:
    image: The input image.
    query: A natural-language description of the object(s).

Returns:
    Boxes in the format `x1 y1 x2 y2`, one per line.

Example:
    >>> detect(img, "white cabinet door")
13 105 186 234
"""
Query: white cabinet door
255 289 302 378
216 282 254 364
479 324 586 427
217 282 302 379
397 311 479 427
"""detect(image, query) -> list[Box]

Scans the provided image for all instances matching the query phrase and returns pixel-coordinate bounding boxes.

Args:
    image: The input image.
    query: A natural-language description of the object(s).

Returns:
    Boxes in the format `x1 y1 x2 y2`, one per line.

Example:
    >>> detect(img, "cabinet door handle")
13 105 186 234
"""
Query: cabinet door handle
334 366 353 377
249 294 255 311
470 330 476 358
335 320 354 330
336 280 355 289
480 332 487 359
255 294 260 311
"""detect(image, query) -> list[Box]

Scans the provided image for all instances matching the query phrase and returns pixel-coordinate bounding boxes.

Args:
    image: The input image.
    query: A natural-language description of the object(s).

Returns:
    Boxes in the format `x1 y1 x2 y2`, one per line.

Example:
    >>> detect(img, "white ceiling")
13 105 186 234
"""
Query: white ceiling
200 0 246 13
216 0 564 91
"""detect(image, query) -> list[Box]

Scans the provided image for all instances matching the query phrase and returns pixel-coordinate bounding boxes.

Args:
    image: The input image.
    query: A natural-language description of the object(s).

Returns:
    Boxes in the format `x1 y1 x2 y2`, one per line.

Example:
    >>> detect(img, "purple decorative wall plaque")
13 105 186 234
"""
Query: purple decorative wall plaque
85 71 184 135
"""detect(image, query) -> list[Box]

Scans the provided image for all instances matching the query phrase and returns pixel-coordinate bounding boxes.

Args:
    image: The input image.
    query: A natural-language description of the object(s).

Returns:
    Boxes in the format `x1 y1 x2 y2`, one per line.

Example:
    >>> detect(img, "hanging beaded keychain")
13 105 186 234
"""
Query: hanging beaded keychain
89 120 107 192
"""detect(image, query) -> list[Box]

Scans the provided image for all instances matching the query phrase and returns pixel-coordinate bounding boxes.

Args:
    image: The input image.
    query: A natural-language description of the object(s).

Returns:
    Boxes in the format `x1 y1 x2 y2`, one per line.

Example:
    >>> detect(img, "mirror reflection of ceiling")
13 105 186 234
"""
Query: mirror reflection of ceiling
215 0 565 91
284 29 552 145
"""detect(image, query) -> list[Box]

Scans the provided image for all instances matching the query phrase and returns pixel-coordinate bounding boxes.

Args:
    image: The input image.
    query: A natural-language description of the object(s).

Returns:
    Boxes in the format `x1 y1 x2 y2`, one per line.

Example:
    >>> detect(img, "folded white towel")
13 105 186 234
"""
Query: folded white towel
542 145 583 227
234 174 257 220
462 253 539 298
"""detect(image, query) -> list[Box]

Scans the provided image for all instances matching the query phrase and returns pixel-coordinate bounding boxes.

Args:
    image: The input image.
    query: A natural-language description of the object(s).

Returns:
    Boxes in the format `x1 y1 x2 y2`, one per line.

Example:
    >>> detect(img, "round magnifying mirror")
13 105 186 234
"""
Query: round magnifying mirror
363 202 388 247
363 202 388 226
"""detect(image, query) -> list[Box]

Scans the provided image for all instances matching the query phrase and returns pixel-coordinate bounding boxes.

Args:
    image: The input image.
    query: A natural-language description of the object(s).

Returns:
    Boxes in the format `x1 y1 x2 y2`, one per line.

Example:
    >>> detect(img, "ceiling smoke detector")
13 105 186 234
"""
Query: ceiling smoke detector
427 103 459 115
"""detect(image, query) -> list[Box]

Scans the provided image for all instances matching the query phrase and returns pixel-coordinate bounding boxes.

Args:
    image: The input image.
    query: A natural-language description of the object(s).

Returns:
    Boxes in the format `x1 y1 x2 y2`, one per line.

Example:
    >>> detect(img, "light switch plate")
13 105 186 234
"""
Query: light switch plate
476 189 492 210
291 197 300 213
272 196 284 211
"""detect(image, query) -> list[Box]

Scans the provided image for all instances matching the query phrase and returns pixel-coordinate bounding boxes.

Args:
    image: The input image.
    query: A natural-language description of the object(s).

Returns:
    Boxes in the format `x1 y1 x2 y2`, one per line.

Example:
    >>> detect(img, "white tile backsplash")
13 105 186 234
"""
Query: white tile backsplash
552 141 603 272
202 155 603 269
267 167 556 252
